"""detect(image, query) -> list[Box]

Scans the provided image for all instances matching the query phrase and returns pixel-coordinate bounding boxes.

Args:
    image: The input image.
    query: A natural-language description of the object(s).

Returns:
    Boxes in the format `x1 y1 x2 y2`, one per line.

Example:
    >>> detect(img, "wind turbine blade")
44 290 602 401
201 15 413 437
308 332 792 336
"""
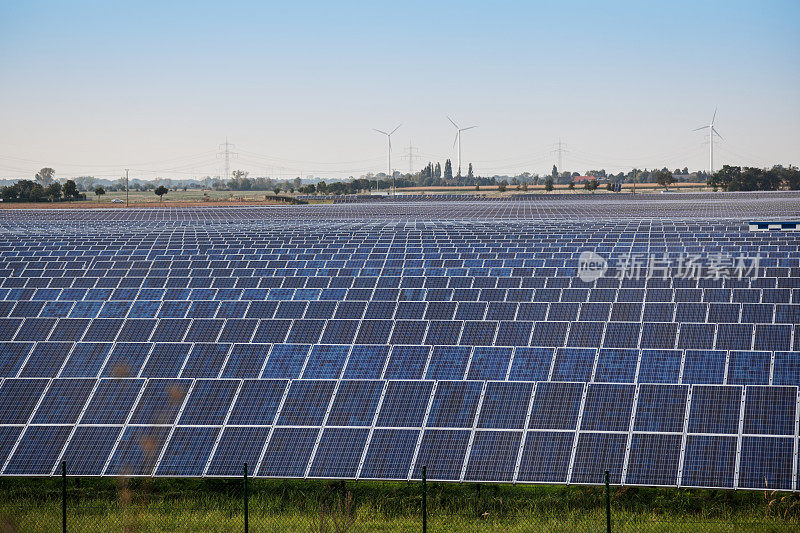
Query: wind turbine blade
389 124 402 136
692 126 709 131
461 126 477 131
373 129 388 135
447 116 459 128
713 127 724 140
453 133 459 148
712 108 717 125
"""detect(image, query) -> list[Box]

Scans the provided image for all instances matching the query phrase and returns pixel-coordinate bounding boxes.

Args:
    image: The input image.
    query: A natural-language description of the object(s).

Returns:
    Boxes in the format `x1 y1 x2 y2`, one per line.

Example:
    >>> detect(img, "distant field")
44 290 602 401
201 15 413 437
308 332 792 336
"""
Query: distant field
0 182 711 208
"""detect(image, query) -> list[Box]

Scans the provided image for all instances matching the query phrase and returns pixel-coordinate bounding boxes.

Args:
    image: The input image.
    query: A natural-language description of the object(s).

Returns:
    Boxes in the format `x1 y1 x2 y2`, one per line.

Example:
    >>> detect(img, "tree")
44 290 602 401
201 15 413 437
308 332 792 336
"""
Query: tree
551 165 558 181
497 181 507 192
94 186 106 198
568 181 575 191
154 185 168 202
63 180 79 200
273 187 281 195
521 182 528 191
35 168 55 187
434 162 442 179
584 179 599 193
467 163 474 182
45 182 62 201
443 159 453 181
545 177 554 192
655 169 674 189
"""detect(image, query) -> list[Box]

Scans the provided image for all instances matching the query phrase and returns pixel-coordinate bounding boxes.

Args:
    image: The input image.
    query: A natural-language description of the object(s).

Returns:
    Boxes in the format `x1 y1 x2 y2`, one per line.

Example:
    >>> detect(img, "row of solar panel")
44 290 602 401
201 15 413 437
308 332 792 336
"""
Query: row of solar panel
3 299 800 325
0 378 797 489
5 284 800 304
3 343 800 386
1 316 797 351
3 377 797 433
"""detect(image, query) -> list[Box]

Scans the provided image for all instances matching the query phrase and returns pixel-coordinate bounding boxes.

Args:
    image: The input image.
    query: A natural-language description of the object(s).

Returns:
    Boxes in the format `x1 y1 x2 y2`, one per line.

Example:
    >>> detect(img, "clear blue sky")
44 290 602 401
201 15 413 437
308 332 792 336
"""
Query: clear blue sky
1 0 798 180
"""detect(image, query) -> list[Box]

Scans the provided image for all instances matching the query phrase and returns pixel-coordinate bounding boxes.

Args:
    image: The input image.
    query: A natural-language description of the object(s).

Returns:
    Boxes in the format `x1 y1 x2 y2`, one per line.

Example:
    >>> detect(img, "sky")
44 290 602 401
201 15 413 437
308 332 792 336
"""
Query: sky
1 0 799 181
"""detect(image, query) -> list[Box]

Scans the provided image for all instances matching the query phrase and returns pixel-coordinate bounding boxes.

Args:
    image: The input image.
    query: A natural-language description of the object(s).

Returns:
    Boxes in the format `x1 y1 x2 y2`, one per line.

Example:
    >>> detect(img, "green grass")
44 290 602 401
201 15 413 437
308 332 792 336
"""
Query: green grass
1 478 798 531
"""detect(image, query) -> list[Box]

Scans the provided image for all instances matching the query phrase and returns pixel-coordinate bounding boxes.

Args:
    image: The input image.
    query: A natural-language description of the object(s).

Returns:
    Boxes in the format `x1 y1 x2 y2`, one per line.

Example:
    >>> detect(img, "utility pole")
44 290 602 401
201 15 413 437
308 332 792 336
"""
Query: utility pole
217 137 237 182
125 169 129 207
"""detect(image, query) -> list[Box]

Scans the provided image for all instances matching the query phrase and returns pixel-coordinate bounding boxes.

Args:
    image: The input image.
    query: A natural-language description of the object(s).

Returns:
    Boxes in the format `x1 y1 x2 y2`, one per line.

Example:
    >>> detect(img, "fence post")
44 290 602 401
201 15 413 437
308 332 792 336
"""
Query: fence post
61 461 66 533
422 465 427 533
605 470 611 533
243 462 249 533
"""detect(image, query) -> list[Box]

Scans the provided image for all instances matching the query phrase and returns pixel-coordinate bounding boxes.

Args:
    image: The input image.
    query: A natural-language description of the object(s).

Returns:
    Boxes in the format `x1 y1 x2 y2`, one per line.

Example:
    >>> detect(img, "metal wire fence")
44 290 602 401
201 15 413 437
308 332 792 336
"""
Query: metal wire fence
1 464 799 532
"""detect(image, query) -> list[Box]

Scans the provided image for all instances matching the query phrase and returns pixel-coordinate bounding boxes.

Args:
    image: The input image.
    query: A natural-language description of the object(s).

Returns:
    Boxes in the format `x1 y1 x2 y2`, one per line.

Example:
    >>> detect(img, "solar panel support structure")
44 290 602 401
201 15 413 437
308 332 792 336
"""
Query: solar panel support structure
62 460 67 533
733 386 748 488
422 465 427 533
565 382 589 484
676 385 694 487
459 380 488 482
605 470 611 533
243 462 249 533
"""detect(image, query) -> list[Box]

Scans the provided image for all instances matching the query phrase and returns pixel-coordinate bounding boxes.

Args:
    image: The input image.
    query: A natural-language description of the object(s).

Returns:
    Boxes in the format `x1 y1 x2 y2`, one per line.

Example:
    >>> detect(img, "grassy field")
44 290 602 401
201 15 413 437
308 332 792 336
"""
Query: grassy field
1 478 798 532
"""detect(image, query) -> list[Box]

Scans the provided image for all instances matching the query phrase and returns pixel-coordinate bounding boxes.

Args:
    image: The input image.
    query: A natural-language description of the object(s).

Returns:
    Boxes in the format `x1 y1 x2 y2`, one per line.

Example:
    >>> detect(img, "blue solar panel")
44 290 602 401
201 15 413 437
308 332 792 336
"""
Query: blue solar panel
528 382 584 430
81 378 144 424
207 426 270 476
633 385 688 433
260 344 310 379
60 426 122 476
308 427 370 478
257 427 318 477
517 430 573 483
360 428 419 479
302 345 349 379
276 380 336 426
2 203 799 489
571 432 627 484
411 429 470 480
3 425 72 475
425 381 483 428
626 433 682 486
326 380 384 426
156 426 220 476
464 430 522 482
105 426 172 476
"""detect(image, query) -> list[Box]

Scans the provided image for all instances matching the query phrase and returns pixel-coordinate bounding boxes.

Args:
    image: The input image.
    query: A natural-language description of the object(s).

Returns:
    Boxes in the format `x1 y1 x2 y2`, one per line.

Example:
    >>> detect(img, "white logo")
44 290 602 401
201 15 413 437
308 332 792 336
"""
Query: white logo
578 251 608 282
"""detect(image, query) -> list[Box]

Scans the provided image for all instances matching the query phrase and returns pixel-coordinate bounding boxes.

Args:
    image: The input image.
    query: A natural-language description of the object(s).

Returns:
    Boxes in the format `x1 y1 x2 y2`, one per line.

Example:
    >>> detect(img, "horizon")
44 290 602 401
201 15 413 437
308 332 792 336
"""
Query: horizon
1 0 798 181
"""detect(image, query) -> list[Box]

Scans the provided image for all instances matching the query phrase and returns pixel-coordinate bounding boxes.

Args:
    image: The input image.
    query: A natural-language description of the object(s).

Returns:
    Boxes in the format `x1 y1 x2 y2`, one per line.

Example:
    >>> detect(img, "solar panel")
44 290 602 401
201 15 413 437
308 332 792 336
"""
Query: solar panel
2 200 799 489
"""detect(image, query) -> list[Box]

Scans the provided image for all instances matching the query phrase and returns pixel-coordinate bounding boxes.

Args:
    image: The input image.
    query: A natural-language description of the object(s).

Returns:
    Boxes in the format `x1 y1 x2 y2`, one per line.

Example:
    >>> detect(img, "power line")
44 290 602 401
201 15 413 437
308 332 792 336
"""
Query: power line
551 139 568 171
400 141 421 173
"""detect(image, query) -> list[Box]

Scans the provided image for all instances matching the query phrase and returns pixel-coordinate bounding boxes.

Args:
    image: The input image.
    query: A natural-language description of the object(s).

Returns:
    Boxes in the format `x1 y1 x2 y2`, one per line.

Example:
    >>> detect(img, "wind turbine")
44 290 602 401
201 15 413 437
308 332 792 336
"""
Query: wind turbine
693 108 724 174
447 116 477 178
374 124 401 195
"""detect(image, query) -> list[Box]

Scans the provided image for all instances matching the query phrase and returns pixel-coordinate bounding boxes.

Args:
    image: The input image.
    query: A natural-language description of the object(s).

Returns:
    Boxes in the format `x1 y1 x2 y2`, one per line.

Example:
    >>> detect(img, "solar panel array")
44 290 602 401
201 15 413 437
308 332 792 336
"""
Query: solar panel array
0 200 799 490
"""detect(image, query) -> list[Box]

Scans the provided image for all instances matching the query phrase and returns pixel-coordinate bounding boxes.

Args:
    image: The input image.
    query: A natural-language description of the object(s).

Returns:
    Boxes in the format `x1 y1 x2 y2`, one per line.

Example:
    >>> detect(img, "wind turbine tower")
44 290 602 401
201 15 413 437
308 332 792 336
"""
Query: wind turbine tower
447 116 477 177
693 109 724 174
374 124 401 195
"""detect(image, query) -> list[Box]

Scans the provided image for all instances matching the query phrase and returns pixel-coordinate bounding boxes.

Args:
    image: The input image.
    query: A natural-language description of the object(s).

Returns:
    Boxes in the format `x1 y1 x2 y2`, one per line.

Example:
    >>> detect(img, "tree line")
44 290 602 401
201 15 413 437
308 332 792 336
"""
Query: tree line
708 165 800 191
